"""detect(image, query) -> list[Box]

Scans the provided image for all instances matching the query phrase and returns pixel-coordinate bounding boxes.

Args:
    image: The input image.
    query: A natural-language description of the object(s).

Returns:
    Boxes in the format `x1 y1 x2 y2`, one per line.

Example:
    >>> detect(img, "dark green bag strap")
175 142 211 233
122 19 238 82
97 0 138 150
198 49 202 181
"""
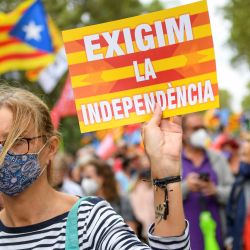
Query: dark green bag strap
65 197 88 250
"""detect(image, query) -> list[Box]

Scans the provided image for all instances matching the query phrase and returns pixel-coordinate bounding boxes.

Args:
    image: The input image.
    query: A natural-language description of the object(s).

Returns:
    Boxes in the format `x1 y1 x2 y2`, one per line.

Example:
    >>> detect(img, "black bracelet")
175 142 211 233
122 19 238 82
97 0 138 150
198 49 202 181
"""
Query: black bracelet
153 175 182 189
152 175 181 221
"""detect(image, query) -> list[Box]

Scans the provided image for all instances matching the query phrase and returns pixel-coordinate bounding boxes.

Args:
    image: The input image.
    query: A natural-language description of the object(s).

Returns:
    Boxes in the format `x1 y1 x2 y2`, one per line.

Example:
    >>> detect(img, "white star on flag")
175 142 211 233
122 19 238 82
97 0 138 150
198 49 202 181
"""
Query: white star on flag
22 21 43 41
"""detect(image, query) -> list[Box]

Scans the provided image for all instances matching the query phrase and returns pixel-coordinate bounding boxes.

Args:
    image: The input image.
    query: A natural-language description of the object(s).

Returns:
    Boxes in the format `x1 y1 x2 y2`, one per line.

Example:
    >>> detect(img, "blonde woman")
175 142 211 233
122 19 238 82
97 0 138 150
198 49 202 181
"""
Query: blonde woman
0 84 190 249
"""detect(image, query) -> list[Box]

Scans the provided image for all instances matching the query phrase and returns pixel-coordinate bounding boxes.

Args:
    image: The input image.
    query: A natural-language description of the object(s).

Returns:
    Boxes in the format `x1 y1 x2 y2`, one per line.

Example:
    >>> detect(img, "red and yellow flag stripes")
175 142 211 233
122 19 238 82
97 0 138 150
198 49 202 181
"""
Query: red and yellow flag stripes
0 0 60 74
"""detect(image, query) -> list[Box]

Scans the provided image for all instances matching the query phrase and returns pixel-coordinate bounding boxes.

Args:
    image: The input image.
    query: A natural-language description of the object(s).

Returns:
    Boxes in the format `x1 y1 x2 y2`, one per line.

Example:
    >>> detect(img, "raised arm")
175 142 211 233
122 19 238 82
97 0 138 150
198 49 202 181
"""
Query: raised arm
142 104 187 237
83 105 190 250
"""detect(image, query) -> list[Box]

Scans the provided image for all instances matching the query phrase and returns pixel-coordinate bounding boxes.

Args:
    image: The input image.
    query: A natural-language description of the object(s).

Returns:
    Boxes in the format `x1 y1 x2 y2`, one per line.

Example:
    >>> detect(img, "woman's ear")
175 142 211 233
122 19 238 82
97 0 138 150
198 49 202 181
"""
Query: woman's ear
47 136 60 160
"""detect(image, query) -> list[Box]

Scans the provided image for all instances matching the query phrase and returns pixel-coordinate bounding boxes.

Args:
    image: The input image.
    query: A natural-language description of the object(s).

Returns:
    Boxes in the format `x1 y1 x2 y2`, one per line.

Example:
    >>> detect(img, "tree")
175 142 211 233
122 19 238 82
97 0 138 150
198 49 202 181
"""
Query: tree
241 82 250 112
143 0 164 13
224 0 250 67
0 0 163 154
219 89 232 110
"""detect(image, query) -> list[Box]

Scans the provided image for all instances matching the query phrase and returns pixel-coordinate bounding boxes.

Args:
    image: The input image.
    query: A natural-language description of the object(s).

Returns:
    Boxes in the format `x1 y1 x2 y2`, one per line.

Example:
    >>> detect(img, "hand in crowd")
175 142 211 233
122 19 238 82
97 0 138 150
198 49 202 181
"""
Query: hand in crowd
200 180 217 196
186 173 201 192
186 173 217 196
142 103 182 178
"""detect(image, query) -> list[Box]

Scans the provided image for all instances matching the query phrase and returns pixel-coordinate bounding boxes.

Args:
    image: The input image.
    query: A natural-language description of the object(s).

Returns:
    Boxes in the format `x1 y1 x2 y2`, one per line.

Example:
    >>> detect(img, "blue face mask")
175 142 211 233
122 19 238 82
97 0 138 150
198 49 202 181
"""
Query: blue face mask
239 162 250 178
0 143 48 196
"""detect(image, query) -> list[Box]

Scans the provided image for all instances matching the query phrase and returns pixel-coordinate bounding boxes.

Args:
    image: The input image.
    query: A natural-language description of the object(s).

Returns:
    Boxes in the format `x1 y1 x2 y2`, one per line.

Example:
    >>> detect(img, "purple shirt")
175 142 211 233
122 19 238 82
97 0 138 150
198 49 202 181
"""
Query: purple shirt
182 150 223 250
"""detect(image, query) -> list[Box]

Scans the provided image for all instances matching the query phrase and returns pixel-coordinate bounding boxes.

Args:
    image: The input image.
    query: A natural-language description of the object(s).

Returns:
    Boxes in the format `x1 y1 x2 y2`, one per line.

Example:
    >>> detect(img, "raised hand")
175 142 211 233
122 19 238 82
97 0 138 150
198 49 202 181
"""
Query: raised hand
142 104 183 178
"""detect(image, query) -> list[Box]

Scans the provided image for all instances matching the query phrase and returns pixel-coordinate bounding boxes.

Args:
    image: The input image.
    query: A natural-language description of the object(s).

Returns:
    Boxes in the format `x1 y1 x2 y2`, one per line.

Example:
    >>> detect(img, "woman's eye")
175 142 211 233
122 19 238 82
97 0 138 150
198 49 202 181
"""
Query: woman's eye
14 139 25 146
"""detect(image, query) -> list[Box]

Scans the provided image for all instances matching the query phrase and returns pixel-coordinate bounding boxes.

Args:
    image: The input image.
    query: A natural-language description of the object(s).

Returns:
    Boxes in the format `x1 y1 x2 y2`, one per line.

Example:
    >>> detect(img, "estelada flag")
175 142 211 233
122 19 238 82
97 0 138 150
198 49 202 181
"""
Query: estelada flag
0 0 61 74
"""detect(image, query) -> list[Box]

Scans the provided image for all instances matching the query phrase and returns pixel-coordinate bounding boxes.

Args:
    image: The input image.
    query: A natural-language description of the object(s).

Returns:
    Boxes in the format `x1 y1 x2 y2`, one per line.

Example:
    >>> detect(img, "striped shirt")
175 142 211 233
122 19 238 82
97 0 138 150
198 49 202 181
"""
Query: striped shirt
0 197 190 249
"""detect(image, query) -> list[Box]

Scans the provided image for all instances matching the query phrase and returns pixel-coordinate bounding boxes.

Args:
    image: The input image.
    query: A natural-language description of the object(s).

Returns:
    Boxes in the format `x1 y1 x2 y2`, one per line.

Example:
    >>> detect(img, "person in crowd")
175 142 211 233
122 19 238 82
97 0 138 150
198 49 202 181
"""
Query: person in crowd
181 113 234 250
72 153 95 184
71 146 96 183
52 152 84 196
0 84 190 249
225 139 250 250
213 133 240 175
78 158 138 233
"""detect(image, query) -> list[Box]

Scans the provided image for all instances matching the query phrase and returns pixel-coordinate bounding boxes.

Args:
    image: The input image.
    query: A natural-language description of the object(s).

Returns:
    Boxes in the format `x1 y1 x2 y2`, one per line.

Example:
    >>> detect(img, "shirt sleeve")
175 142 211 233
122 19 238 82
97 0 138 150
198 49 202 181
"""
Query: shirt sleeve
148 221 191 250
81 197 190 250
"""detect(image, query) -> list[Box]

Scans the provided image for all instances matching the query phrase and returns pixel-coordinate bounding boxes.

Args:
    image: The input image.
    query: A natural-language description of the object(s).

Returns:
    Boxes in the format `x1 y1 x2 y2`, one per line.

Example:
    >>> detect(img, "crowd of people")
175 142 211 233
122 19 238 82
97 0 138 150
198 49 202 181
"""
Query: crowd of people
50 113 249 250
0 85 250 250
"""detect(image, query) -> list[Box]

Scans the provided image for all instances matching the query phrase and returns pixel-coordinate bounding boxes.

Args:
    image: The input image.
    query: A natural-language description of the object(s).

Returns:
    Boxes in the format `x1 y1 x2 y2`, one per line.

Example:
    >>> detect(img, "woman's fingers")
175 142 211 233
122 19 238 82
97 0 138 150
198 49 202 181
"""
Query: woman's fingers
148 103 162 127
159 116 182 132
143 103 182 134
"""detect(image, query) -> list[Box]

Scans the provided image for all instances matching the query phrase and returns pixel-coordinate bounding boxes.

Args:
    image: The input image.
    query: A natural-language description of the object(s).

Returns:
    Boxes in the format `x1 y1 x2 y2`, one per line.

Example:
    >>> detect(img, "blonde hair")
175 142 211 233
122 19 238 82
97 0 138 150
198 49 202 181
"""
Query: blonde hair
0 84 59 167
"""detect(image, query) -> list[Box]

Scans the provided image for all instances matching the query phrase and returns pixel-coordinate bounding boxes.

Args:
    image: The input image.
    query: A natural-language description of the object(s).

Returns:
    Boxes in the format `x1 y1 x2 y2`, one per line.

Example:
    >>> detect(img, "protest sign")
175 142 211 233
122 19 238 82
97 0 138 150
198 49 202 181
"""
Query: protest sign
63 0 219 133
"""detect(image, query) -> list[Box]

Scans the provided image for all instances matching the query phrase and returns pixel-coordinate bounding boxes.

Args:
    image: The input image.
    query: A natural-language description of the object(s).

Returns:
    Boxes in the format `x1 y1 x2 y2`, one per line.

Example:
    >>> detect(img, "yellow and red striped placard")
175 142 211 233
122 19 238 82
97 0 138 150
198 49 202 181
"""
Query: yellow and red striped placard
63 0 219 133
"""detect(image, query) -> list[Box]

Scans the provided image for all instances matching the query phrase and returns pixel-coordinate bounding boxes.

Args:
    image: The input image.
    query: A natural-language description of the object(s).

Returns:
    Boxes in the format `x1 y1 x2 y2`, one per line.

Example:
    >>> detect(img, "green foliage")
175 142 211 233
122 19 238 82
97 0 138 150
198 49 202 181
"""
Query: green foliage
142 0 164 13
224 0 250 67
0 0 164 154
219 89 232 110
59 116 81 154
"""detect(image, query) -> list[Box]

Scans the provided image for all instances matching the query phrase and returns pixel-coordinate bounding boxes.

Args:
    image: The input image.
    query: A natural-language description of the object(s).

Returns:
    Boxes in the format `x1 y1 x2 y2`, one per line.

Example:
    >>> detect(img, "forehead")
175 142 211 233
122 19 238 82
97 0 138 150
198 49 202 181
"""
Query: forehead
0 106 35 140
81 164 97 175
0 107 13 140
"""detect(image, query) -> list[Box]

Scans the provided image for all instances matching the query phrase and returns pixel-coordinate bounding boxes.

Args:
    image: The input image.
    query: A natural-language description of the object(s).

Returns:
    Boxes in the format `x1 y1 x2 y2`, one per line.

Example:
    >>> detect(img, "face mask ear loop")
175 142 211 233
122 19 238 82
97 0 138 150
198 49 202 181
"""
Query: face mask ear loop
39 161 50 177
37 140 51 177
36 139 51 166
37 139 50 155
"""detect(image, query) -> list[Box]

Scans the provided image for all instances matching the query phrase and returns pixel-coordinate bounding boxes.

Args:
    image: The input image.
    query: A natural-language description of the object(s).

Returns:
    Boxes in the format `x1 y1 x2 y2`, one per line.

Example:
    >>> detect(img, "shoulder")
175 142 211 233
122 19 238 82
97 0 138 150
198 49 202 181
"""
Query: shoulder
78 196 120 220
78 196 109 212
207 149 224 160
78 196 107 205
207 150 228 169
77 196 125 235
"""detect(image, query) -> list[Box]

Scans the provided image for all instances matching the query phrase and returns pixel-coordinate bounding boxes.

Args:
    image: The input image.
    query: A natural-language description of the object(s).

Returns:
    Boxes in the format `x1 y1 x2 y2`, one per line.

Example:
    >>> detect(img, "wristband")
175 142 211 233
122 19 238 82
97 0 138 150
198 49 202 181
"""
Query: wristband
152 175 181 221
153 175 181 189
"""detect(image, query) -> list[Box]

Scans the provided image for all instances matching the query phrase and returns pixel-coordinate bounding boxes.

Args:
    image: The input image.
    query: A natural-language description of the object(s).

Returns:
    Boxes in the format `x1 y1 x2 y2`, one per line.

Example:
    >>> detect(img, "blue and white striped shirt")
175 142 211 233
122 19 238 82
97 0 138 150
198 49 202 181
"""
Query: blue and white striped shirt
0 197 190 249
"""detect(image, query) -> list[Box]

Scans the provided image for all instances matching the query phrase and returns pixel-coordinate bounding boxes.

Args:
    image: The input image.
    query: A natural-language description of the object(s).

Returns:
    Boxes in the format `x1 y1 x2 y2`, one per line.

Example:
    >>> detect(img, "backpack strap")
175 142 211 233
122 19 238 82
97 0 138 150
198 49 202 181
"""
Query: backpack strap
65 197 88 250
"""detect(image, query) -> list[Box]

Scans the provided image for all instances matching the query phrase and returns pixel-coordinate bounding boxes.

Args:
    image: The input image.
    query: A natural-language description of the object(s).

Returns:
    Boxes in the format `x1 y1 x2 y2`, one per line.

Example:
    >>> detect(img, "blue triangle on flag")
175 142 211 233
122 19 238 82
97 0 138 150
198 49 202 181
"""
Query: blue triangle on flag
10 0 53 53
